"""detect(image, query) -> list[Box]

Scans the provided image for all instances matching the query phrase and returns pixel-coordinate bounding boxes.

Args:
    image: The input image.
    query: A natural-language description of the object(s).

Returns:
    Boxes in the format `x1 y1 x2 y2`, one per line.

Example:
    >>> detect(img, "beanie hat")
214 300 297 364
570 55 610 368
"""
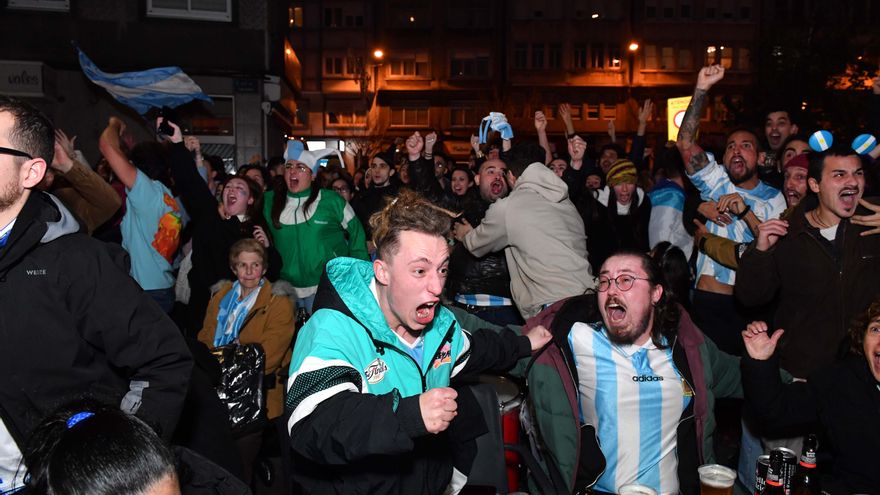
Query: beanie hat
283 140 344 175
605 159 637 186
371 145 397 168
783 153 809 172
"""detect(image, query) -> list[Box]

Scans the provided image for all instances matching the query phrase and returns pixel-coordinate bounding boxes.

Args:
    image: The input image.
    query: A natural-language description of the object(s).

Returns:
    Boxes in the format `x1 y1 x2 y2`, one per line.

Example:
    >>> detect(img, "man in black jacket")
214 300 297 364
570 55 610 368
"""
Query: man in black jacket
735 144 880 379
0 96 192 492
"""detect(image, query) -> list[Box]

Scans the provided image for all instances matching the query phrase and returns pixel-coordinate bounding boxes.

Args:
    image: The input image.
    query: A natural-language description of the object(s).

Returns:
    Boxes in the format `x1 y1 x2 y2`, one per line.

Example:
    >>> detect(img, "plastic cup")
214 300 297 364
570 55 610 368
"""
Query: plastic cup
698 464 736 495
619 484 658 495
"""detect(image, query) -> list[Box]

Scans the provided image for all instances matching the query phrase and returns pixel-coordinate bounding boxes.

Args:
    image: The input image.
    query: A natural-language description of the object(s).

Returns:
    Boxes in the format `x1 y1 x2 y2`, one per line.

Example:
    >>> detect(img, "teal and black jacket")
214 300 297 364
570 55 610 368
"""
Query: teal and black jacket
285 257 531 494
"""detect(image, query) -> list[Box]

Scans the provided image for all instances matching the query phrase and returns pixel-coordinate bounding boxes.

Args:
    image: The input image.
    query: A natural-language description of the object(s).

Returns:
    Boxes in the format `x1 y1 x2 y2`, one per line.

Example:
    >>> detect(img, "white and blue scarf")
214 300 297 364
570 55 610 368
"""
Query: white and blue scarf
213 279 264 347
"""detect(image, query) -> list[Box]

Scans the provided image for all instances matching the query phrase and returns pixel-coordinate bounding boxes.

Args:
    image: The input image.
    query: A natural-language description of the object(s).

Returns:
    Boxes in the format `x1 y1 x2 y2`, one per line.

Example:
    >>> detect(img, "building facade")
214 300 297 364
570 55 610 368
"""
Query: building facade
0 0 294 168
285 0 763 166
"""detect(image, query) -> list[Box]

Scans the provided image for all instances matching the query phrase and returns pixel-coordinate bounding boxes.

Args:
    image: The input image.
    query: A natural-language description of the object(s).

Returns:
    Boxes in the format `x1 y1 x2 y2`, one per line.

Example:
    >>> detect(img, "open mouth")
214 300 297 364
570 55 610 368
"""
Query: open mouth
606 301 627 323
490 179 504 196
840 189 859 210
415 301 438 325
784 190 801 201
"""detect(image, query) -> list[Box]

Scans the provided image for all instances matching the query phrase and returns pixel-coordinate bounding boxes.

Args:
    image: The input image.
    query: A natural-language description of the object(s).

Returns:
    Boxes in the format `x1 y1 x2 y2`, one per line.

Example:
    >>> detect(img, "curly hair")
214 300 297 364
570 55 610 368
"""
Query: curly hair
848 297 880 356
369 189 455 260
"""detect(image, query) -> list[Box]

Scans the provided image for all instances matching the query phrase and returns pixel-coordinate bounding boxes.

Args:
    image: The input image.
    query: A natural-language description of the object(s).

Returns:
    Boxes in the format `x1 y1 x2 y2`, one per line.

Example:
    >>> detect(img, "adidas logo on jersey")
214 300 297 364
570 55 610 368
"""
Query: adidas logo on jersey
632 375 664 382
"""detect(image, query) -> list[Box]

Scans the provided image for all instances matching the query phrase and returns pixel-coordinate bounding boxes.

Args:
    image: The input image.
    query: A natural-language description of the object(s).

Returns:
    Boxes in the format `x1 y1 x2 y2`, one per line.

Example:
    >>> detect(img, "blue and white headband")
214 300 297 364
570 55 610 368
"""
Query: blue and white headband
808 130 877 155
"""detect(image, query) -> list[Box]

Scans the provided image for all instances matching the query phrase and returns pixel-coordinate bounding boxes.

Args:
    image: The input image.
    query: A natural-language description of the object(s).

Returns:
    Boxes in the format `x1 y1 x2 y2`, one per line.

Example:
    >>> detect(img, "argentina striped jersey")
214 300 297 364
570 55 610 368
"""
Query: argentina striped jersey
688 158 785 285
569 322 692 495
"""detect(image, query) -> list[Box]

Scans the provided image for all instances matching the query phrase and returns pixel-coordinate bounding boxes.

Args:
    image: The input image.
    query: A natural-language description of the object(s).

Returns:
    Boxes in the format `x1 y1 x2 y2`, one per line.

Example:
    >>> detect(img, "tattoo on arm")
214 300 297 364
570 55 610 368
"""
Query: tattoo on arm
688 150 709 173
679 89 707 144
677 88 709 174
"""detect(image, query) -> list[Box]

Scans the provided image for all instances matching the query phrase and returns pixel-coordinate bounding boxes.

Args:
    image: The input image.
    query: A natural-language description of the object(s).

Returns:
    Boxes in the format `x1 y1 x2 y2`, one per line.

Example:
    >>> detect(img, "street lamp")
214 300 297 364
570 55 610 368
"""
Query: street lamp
357 48 386 99
627 41 639 94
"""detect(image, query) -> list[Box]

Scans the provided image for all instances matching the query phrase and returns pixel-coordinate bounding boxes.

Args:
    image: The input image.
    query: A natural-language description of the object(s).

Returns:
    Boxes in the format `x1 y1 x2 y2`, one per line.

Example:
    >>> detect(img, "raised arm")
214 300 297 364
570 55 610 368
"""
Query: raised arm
51 129 122 233
558 102 576 137
630 99 652 170
98 117 138 189
677 65 725 174
534 111 552 165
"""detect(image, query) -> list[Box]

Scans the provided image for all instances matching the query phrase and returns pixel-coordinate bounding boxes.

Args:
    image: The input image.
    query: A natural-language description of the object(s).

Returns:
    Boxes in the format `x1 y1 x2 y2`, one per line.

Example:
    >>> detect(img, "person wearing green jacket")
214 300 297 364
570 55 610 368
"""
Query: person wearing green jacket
265 140 368 313
284 190 552 494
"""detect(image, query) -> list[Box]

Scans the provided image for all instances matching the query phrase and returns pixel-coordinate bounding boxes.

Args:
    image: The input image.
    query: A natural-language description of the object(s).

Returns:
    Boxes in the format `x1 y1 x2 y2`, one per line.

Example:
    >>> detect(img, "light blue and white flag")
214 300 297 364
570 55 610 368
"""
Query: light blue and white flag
76 47 211 114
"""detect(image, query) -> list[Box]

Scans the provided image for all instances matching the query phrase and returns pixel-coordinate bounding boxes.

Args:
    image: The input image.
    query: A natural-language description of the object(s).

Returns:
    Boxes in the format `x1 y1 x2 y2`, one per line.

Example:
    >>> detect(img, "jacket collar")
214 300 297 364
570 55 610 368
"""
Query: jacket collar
0 191 81 274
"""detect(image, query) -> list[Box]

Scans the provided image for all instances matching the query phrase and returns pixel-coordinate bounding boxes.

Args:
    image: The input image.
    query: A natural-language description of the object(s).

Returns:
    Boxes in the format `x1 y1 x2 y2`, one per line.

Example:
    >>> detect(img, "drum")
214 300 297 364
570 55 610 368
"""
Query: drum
479 374 523 491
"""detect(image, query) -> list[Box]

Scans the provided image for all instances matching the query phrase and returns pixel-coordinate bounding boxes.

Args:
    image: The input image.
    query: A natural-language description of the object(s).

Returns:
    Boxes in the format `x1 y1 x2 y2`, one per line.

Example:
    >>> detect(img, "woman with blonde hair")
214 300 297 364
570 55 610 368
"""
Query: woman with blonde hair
199 238 295 484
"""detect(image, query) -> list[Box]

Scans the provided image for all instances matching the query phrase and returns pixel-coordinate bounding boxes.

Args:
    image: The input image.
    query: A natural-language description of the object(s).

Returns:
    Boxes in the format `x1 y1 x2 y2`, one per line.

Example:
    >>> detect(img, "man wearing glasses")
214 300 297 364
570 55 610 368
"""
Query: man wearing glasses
563 250 741 495
0 96 191 493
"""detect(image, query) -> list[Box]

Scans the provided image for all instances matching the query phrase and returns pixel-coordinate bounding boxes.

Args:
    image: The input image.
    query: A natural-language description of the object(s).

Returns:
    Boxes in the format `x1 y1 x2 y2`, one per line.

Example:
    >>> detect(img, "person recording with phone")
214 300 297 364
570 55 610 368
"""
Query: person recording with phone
160 117 283 337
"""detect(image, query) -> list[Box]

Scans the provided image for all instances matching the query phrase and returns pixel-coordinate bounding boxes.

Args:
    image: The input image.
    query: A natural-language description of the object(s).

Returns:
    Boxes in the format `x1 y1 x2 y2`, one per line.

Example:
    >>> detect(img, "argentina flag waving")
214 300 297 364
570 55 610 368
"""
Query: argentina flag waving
76 46 211 114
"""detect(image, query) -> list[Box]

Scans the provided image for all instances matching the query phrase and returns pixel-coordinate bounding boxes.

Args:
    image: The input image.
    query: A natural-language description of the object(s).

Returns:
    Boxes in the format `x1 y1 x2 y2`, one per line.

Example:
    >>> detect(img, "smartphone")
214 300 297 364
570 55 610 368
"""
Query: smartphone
157 106 178 136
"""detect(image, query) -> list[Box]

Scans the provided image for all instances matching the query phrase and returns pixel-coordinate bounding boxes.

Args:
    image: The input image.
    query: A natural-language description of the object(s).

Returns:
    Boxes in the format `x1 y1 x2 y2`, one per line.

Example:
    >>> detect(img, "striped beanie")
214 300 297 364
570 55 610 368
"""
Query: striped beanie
605 159 637 186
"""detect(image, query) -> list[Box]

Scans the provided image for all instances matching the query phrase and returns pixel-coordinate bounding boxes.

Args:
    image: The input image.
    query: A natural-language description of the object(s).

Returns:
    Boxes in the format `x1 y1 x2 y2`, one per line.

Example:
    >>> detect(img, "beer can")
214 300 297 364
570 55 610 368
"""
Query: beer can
771 447 797 494
754 454 770 495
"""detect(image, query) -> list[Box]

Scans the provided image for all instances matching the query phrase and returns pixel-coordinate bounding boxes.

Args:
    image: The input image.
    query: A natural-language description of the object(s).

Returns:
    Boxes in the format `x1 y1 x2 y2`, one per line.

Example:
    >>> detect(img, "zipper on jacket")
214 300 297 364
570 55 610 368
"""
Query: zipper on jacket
377 322 457 393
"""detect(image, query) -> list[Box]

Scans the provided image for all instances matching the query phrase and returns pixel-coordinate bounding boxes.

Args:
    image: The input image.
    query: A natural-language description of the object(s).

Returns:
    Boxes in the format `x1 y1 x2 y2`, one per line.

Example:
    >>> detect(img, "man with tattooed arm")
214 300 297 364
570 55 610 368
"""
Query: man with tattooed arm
676 65 786 355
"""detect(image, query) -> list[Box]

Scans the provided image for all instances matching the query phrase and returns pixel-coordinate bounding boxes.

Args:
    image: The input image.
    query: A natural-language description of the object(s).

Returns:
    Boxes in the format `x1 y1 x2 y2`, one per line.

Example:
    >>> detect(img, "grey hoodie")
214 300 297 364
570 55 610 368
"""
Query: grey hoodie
463 163 595 318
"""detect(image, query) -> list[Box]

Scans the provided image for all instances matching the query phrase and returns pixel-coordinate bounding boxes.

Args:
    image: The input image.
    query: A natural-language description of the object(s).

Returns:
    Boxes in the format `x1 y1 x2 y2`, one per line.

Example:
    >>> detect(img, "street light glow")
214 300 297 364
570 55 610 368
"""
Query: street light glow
591 13 599 19
628 42 639 52
373 49 384 60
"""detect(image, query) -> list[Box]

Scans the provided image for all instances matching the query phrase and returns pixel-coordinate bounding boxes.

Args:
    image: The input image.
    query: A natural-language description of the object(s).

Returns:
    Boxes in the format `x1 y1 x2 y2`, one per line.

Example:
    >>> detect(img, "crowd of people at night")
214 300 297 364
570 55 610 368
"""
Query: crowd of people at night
0 63 879 495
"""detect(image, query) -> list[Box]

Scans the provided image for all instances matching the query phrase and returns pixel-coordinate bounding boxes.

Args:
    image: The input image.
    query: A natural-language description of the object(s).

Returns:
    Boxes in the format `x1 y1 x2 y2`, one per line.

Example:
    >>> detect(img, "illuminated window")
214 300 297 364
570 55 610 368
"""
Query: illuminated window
389 53 430 78
390 104 429 127
644 45 659 70
326 110 367 128
720 46 733 68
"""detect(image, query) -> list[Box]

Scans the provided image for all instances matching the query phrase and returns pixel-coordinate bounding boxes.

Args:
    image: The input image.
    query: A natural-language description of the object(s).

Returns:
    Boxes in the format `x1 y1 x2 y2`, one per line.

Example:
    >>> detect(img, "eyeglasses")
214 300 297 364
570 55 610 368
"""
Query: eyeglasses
0 146 33 160
332 186 350 193
284 163 310 174
597 274 651 292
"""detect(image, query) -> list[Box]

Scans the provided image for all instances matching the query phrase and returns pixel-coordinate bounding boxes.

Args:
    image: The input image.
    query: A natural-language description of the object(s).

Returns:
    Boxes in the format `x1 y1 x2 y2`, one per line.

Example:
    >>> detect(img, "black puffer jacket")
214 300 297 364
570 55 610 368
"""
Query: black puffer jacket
0 192 192 447
446 195 512 299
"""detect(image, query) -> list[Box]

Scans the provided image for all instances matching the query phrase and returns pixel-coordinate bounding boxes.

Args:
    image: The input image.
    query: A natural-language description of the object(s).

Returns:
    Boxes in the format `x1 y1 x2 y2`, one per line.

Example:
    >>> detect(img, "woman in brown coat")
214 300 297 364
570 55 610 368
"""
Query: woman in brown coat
198 238 295 483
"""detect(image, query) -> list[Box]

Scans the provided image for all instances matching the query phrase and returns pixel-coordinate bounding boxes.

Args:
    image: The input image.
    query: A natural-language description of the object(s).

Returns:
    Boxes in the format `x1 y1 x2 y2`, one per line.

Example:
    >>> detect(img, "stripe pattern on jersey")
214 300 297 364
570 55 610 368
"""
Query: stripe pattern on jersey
569 322 691 495
688 158 786 285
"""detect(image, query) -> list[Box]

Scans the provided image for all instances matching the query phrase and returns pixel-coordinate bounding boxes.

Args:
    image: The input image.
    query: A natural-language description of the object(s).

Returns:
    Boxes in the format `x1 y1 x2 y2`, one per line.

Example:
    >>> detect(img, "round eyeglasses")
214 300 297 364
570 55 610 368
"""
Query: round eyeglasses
596 274 651 292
